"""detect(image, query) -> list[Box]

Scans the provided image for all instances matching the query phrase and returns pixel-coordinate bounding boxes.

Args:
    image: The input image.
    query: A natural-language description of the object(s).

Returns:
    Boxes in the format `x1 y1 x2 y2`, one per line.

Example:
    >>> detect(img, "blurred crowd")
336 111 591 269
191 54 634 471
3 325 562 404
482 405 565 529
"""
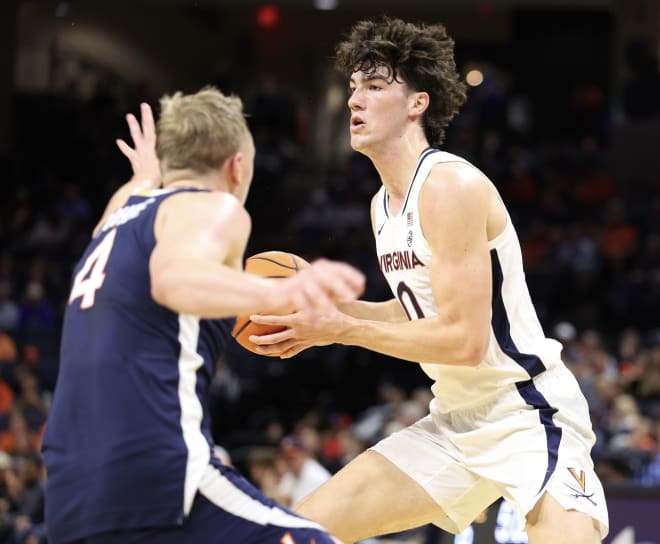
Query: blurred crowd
0 60 659 542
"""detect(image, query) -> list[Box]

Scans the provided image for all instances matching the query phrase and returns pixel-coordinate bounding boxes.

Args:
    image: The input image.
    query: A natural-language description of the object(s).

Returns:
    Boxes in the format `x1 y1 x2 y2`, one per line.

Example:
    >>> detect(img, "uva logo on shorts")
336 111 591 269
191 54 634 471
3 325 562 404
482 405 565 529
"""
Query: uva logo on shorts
565 467 597 506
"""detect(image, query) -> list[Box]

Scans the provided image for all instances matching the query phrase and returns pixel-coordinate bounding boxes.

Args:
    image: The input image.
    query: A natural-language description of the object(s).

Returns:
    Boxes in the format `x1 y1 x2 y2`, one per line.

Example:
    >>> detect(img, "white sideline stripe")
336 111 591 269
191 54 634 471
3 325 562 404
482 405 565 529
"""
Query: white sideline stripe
199 464 327 531
178 314 211 515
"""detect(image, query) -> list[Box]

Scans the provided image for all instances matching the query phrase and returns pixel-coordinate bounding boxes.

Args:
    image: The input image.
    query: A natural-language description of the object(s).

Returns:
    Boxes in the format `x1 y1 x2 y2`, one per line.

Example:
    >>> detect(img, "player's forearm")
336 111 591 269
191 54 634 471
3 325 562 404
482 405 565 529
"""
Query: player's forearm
337 298 407 322
335 314 487 366
151 261 284 319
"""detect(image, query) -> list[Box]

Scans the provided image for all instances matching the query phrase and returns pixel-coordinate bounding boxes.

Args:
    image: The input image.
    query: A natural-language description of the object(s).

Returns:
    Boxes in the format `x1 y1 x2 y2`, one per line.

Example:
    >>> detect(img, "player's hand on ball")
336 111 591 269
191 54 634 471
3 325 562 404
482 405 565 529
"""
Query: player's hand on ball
249 258 364 358
232 252 363 356
250 307 342 359
283 258 364 314
249 305 341 358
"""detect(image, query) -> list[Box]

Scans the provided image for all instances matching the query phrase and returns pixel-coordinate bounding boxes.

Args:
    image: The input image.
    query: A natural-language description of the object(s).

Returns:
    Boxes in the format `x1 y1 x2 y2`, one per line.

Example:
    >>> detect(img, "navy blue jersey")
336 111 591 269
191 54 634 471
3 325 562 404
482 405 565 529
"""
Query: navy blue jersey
43 188 235 543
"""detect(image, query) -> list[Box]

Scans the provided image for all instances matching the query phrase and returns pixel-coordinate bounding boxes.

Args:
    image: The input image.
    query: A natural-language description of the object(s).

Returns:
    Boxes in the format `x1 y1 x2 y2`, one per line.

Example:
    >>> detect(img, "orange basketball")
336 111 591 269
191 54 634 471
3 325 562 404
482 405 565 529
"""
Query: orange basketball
232 251 309 354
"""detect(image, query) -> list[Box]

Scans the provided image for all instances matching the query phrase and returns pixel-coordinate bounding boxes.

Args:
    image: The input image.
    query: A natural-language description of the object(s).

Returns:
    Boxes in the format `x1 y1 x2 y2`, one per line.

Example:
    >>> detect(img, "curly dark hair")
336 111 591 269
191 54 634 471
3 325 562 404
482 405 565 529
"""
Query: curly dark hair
335 17 467 147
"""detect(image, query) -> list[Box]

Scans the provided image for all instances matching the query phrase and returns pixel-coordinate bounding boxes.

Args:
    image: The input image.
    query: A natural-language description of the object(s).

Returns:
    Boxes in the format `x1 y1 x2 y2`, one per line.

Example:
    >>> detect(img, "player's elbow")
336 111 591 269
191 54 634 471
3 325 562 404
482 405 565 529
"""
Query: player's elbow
457 329 489 367
460 343 486 366
150 273 168 307
150 264 177 308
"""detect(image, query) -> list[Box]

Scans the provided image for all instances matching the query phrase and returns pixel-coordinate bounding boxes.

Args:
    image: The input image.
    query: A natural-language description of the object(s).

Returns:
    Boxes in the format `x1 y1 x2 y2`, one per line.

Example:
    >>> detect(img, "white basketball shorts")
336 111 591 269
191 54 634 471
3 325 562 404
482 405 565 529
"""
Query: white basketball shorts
370 364 609 538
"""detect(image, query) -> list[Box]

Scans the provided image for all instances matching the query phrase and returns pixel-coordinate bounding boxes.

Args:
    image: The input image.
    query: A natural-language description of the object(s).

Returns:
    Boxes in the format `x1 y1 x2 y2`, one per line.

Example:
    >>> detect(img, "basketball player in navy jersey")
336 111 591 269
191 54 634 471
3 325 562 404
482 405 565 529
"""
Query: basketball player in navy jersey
250 18 609 543
42 87 363 544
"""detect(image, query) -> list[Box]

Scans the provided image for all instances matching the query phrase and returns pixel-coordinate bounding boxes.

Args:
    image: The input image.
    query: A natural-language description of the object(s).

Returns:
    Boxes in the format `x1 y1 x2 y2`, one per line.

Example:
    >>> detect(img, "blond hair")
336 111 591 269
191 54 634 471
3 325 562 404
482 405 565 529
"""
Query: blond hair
156 86 250 178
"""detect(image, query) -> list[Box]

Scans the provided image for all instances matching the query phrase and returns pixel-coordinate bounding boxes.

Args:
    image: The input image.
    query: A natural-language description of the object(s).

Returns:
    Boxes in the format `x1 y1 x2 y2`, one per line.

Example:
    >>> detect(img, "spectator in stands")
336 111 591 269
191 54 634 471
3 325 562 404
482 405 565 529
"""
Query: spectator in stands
247 446 291 506
635 417 660 486
277 436 331 508
0 282 19 334
630 344 660 418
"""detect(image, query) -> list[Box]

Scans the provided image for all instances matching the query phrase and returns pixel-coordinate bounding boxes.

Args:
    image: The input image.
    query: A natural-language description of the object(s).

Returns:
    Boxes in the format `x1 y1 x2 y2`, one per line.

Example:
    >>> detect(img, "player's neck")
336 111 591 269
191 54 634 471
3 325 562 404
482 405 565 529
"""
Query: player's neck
163 170 225 192
369 139 430 199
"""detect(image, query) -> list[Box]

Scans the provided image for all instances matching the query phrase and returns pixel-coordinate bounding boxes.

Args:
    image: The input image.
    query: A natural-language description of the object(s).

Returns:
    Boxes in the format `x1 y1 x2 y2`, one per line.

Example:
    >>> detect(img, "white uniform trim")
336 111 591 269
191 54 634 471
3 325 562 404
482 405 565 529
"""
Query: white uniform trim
177 314 211 515
198 464 328 530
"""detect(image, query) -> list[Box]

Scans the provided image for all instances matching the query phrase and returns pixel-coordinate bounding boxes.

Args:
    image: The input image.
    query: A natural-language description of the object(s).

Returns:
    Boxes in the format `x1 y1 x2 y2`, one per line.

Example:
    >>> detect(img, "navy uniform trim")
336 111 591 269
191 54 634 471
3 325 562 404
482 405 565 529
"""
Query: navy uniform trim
490 249 562 492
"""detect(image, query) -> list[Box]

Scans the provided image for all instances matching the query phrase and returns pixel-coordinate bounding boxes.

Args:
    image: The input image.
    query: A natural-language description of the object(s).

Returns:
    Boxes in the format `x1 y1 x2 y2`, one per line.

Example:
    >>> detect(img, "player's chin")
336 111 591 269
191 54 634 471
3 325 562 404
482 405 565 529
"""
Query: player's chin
349 138 368 154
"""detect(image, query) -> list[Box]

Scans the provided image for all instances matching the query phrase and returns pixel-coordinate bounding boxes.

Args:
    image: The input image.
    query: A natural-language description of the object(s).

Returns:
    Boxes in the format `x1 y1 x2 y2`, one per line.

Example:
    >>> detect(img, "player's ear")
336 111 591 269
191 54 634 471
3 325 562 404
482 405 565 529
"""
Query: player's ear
228 151 245 188
409 91 430 119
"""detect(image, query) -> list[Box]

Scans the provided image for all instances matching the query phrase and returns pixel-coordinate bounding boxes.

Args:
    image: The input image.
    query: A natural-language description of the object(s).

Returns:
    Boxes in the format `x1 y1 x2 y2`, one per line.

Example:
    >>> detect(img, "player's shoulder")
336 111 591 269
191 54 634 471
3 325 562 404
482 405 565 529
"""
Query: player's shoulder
157 189 250 236
419 157 493 226
164 189 247 218
425 158 491 200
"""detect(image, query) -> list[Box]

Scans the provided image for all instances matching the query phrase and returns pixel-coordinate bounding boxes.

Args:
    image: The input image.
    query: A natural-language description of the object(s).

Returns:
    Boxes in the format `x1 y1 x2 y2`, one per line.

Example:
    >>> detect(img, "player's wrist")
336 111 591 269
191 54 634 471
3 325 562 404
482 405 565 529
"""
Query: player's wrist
134 176 160 189
332 312 360 346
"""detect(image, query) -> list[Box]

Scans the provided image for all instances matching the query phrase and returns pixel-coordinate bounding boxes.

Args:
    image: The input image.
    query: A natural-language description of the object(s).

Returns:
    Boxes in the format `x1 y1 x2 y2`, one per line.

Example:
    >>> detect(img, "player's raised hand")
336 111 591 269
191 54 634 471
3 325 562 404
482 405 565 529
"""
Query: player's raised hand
116 102 161 187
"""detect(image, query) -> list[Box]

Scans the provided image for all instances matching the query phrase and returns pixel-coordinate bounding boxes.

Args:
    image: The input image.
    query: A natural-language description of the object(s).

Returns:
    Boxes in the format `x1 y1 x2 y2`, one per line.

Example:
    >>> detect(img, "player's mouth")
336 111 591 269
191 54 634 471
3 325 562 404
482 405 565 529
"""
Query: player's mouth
350 116 365 131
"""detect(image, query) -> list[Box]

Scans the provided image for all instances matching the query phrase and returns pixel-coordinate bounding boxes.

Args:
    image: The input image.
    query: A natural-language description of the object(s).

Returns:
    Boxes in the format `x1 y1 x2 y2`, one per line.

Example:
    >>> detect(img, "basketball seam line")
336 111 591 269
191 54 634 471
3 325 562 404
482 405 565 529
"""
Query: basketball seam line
246 256 298 271
232 318 253 339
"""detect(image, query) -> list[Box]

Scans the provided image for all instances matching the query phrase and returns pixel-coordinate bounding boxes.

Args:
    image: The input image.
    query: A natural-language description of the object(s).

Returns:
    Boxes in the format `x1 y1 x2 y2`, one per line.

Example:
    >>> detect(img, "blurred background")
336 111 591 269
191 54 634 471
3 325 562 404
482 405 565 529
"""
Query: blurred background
0 0 660 542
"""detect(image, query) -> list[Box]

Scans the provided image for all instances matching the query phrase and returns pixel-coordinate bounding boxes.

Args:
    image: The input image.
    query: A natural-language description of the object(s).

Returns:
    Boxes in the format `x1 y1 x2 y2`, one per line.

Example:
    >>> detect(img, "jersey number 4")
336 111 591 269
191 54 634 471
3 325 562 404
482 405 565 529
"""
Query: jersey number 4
68 228 117 309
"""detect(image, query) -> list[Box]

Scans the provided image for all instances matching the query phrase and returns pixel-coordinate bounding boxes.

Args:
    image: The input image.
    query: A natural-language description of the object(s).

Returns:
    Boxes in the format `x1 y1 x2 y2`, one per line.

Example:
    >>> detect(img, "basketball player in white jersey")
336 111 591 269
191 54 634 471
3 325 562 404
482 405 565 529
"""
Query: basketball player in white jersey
249 17 609 544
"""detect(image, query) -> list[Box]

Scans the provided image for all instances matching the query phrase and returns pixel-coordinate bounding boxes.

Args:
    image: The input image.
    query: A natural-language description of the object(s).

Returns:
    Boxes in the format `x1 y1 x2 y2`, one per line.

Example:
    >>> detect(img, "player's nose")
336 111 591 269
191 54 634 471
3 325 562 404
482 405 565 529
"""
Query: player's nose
348 89 364 110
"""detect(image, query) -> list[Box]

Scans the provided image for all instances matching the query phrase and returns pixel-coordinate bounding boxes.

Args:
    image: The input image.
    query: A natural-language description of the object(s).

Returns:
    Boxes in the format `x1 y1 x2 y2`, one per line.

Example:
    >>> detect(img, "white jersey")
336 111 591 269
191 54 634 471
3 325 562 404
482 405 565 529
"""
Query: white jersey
374 148 563 414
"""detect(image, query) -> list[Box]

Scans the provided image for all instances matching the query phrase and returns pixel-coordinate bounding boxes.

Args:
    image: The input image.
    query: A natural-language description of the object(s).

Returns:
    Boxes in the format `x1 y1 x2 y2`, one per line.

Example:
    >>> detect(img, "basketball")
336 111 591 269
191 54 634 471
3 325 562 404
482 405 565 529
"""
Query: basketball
232 251 309 354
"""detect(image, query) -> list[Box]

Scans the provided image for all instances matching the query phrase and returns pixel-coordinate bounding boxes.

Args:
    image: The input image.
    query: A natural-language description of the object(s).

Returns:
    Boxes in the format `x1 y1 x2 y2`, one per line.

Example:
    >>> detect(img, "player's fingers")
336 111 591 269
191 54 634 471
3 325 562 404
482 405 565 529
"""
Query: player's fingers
140 103 156 142
116 139 136 161
280 343 308 359
300 273 333 314
311 260 365 302
126 113 143 143
302 263 337 307
330 262 365 299
249 329 293 346
254 339 295 356
337 263 366 299
290 282 315 313
316 260 364 299
254 346 283 356
249 314 289 326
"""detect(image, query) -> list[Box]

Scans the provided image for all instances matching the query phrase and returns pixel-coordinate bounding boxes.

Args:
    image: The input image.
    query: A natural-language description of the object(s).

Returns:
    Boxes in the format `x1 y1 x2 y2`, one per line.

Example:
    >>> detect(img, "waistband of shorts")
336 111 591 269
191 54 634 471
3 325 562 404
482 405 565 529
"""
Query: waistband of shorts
435 361 565 417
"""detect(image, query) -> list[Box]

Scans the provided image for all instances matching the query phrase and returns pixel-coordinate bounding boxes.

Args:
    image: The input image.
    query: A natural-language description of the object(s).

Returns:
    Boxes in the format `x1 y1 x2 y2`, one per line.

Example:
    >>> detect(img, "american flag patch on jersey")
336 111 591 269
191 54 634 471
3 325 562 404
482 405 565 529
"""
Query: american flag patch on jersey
407 211 414 226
